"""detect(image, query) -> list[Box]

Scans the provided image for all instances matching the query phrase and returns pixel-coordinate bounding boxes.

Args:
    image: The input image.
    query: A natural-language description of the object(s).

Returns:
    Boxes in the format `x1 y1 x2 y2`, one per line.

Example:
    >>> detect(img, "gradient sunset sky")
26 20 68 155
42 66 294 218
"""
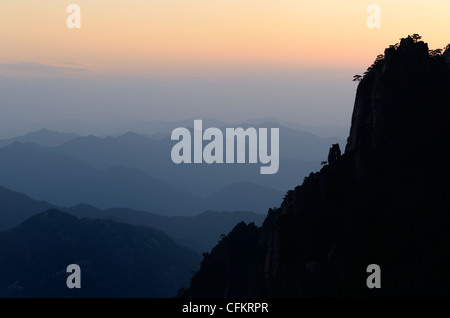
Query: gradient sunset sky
0 1 449 132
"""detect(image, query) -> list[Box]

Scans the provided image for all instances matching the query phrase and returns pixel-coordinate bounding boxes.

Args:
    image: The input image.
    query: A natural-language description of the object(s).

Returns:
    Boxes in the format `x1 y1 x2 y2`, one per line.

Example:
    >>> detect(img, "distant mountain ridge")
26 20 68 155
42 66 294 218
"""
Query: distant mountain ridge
2 117 347 140
0 140 283 214
0 129 79 148
50 124 335 196
0 120 343 203
0 185 54 229
0 142 202 215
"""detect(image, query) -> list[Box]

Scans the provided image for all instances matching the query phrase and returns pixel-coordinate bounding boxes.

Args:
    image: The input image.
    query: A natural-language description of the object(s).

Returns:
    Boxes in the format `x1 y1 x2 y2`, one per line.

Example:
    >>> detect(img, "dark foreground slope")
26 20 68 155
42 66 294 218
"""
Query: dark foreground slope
184 36 450 297
0 210 200 297
67 204 266 253
0 184 266 254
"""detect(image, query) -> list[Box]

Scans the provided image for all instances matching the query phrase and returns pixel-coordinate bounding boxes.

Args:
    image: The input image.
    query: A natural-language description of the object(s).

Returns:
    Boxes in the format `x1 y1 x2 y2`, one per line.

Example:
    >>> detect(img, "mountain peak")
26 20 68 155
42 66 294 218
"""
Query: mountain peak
0 129 79 148
18 209 78 229
346 35 450 158
1 208 200 297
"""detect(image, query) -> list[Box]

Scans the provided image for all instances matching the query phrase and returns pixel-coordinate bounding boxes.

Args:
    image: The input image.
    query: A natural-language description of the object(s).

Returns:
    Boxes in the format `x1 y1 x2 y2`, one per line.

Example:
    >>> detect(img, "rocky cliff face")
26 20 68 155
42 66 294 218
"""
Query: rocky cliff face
184 36 450 297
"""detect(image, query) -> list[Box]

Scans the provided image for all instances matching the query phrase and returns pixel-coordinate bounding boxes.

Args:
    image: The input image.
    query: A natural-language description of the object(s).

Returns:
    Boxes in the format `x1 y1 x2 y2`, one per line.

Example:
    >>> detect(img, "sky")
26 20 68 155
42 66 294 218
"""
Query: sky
0 0 449 134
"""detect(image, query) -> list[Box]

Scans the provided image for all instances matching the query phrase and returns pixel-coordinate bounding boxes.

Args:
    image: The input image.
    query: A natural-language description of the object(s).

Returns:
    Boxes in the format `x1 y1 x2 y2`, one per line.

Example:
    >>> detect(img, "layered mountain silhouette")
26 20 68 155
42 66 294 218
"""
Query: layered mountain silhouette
66 205 265 253
0 142 202 215
0 137 288 214
0 186 54 229
0 209 200 297
0 129 79 148
50 123 337 196
0 185 265 253
0 118 341 215
4 117 346 142
184 36 450 297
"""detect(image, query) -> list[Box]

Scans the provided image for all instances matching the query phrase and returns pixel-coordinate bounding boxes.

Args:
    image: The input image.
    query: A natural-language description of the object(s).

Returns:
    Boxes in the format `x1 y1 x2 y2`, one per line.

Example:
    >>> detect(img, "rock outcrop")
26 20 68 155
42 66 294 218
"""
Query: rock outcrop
327 143 341 165
184 36 450 297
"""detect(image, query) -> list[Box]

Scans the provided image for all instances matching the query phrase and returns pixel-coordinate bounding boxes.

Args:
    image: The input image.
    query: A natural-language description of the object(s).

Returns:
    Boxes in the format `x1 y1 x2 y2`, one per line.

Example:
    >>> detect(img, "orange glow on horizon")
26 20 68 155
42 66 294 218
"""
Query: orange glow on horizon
0 0 449 77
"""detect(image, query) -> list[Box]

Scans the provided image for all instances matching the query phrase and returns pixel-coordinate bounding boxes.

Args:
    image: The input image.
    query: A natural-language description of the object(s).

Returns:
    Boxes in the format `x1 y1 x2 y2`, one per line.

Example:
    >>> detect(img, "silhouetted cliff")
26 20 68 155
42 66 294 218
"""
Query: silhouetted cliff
184 36 450 297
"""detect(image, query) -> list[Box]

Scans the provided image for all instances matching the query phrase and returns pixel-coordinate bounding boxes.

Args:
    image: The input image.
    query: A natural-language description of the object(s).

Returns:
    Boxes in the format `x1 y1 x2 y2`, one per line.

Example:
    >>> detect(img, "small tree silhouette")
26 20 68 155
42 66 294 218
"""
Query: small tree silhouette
373 54 384 66
445 44 450 51
411 34 422 43
429 49 442 57
353 74 363 82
